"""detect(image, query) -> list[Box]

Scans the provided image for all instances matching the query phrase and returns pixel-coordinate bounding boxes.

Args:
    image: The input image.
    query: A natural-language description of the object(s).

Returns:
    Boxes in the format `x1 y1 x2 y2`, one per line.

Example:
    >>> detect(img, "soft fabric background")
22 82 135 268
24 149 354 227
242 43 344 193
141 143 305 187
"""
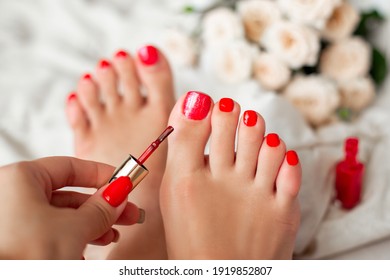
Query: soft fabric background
0 0 389 259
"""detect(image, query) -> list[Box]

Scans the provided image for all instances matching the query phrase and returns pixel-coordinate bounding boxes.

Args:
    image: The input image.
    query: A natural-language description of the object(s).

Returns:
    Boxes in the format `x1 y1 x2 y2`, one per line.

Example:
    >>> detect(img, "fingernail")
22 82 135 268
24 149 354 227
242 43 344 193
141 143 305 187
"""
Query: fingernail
266 133 280 147
67 92 77 102
102 176 133 207
138 45 159 66
83 73 92 80
243 110 257 126
137 208 145 224
286 150 299 166
219 98 234 112
112 229 120 243
115 50 128 58
182 91 212 120
99 59 111 68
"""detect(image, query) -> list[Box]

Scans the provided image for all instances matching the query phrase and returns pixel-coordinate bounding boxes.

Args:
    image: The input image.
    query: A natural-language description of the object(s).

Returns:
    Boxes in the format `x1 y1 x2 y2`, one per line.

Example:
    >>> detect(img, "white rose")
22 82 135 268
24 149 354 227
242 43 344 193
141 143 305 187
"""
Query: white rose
320 37 371 82
339 77 376 112
237 0 282 43
322 2 360 42
277 0 342 30
253 52 291 91
202 7 244 48
262 21 320 69
283 75 340 126
161 28 197 67
202 40 255 84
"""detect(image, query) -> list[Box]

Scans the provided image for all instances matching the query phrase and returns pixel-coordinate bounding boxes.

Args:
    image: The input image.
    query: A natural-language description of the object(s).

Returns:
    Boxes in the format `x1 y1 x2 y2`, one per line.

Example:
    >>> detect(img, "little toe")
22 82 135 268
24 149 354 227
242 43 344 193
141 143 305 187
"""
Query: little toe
65 92 89 135
209 98 240 173
166 91 213 173
235 110 266 178
112 50 143 107
255 133 287 193
96 59 121 108
135 45 175 111
76 73 103 123
276 150 302 203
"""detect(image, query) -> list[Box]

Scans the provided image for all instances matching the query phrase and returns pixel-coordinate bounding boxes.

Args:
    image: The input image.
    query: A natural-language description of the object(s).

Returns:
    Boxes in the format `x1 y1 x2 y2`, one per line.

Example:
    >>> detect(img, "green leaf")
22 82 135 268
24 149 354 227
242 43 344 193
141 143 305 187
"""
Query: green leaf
183 5 195 13
337 108 352 122
370 47 388 86
354 10 386 37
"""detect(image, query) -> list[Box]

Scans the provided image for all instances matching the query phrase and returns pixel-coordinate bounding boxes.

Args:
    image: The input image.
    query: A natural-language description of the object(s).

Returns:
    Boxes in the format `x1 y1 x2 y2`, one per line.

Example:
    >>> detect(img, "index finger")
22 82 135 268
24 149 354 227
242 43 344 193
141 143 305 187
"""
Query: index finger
33 156 115 190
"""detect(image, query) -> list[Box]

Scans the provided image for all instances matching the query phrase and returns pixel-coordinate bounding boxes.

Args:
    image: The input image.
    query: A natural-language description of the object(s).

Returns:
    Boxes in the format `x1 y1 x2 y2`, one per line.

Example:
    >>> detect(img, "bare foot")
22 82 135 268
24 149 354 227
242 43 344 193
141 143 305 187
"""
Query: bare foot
161 92 301 259
66 46 175 259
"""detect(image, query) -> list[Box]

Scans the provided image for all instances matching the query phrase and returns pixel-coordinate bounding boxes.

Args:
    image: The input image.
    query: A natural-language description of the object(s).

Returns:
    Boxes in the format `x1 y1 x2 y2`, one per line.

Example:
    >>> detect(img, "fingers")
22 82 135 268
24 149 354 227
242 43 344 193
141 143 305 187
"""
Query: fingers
32 156 115 191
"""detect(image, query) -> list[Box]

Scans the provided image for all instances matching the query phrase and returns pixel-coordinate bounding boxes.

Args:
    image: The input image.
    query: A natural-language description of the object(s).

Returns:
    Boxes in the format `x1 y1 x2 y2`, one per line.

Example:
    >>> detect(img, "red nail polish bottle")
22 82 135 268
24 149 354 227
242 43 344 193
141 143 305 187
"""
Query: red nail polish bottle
335 137 364 210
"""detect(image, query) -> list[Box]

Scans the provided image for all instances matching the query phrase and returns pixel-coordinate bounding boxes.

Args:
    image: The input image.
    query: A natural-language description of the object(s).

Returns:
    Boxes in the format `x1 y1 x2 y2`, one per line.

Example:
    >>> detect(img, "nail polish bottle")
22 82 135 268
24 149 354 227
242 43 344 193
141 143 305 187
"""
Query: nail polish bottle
335 137 364 210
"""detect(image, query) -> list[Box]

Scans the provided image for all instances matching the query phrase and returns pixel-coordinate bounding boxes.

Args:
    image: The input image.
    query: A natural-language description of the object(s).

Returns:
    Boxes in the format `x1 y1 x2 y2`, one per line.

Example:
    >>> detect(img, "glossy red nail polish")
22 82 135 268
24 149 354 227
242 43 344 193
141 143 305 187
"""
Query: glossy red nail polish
138 45 159 65
243 110 257 127
335 137 364 210
219 98 234 112
99 59 111 68
115 50 128 58
103 176 133 207
286 150 299 166
182 91 212 120
267 133 280 147
83 73 92 80
67 92 77 102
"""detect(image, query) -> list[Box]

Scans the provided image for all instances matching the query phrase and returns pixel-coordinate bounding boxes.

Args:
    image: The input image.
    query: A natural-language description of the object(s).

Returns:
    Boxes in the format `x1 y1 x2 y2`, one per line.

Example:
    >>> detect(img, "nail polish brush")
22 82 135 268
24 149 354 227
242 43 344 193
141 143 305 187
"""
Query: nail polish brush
108 126 174 192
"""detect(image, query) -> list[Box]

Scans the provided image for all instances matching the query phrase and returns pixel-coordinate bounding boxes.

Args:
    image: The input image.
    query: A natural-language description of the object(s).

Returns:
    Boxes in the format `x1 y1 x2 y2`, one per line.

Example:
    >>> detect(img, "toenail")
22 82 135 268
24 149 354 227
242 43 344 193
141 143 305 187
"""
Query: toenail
182 91 212 120
138 45 159 66
67 92 77 102
286 150 299 166
219 98 234 112
266 133 280 147
99 59 111 68
115 50 128 58
137 209 146 224
82 73 92 80
243 110 257 126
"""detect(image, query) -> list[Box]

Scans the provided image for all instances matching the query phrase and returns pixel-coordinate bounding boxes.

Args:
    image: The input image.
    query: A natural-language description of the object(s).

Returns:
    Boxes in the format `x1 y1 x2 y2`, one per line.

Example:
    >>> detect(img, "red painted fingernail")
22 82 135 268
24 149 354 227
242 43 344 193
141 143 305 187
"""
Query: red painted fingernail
182 91 212 120
102 176 133 207
266 133 280 147
286 150 299 166
219 98 234 112
115 50 128 58
67 92 77 102
99 59 111 68
138 45 159 66
243 110 257 126
83 73 92 80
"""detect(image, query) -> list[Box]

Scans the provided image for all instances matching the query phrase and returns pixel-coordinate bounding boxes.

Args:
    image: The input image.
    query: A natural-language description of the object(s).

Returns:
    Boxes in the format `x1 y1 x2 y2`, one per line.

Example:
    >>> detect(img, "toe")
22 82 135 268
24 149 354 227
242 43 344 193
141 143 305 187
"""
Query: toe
135 45 175 111
112 50 143 107
65 92 89 135
235 110 266 178
276 150 302 203
76 73 103 124
166 91 213 173
209 98 240 173
255 133 286 193
96 59 121 109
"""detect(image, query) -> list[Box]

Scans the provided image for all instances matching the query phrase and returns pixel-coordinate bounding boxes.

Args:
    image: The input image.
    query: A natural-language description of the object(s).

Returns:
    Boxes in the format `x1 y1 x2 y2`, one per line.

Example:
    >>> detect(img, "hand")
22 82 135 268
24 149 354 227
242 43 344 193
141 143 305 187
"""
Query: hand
0 156 142 259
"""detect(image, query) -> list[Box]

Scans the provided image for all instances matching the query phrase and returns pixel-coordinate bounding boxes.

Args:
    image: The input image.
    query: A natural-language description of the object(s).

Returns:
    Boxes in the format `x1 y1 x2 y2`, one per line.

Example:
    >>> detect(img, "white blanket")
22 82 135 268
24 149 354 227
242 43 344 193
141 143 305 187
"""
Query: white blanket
1 0 389 259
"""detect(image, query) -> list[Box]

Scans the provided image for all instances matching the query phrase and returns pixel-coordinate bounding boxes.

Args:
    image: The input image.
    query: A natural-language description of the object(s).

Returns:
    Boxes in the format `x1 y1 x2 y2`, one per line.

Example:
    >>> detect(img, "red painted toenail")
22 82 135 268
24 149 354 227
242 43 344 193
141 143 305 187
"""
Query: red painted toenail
67 92 77 102
219 98 234 112
83 73 92 80
182 91 212 120
115 50 128 58
266 133 280 147
286 150 299 166
99 59 111 68
243 110 257 126
138 45 159 66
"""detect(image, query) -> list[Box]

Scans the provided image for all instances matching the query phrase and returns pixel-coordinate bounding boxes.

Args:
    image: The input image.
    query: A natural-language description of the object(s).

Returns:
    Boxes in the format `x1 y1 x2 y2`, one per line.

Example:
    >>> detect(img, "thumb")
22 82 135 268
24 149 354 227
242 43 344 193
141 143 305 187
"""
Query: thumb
76 176 134 242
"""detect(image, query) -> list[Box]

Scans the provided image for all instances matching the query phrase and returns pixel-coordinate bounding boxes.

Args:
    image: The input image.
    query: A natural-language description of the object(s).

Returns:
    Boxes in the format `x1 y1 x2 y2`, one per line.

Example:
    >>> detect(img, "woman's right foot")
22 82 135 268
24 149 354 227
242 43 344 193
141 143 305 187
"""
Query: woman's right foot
66 46 175 259
161 92 302 259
